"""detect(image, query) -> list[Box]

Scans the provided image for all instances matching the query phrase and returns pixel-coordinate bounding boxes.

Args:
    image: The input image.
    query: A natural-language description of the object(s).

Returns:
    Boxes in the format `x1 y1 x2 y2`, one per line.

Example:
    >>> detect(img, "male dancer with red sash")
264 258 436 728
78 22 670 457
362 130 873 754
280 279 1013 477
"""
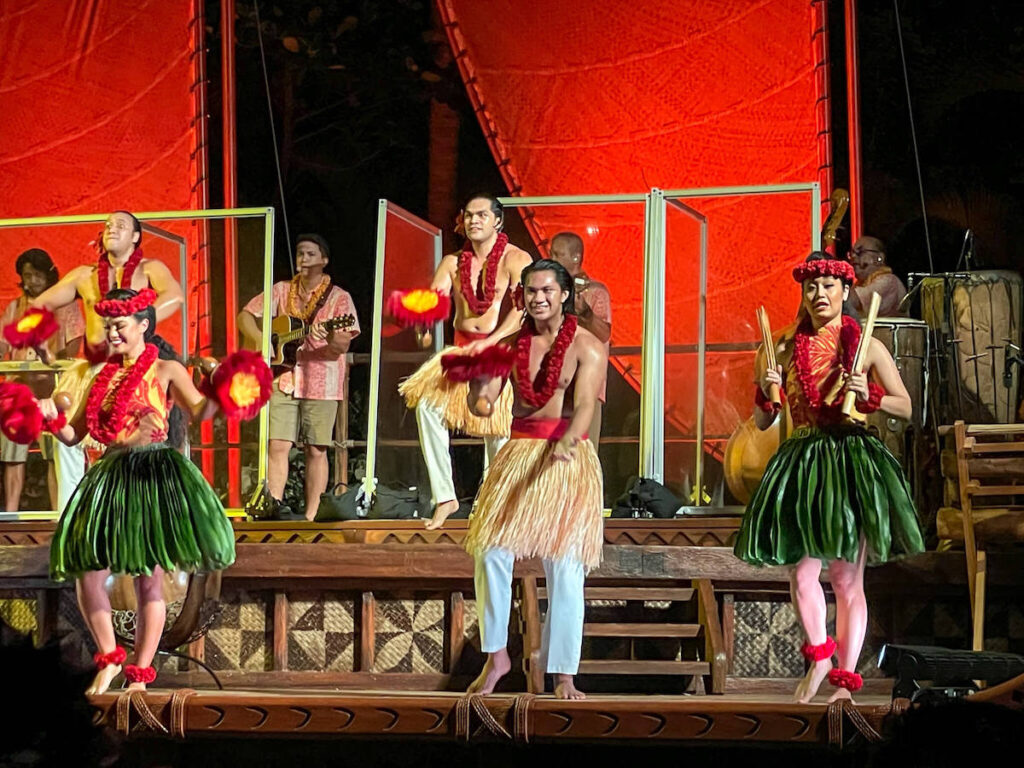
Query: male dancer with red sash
400 193 532 529
459 259 606 700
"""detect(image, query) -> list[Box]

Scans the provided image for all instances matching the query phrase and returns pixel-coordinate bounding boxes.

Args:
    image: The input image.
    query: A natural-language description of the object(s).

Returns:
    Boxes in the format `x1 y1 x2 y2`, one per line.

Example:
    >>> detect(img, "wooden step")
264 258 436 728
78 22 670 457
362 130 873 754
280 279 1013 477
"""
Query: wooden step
538 587 695 601
583 622 701 638
577 660 709 675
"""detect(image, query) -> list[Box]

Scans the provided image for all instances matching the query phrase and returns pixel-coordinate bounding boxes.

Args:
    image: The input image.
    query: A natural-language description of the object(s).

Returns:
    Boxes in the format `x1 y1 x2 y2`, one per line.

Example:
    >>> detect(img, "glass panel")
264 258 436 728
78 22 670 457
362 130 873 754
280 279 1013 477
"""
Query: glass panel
368 204 441 502
661 188 818 507
499 199 648 507
0 210 272 517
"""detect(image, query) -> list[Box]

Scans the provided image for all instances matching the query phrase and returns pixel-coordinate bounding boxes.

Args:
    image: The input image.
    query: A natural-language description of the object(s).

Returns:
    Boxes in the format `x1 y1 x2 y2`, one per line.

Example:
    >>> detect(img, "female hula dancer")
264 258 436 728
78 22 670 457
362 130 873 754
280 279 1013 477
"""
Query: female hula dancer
733 253 924 704
41 288 265 694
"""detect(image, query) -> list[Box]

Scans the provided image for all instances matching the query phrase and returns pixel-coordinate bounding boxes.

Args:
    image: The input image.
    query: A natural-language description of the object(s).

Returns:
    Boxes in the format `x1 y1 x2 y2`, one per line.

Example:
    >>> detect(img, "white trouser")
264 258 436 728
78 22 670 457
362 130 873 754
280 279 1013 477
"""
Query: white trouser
475 547 585 675
416 400 507 506
53 440 85 512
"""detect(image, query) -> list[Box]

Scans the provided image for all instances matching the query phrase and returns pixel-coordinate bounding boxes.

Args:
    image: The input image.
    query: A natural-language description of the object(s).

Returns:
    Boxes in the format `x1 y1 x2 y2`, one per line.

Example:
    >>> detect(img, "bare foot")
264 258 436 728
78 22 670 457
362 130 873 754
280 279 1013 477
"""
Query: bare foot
85 664 122 696
424 499 460 531
553 674 586 700
467 652 511 695
126 682 147 692
827 686 854 704
794 658 832 704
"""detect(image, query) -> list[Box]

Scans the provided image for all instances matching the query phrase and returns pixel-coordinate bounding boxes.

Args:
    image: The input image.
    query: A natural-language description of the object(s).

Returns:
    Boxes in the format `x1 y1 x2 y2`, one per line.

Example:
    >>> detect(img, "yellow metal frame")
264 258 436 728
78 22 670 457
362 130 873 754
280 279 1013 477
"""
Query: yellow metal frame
0 208 275 519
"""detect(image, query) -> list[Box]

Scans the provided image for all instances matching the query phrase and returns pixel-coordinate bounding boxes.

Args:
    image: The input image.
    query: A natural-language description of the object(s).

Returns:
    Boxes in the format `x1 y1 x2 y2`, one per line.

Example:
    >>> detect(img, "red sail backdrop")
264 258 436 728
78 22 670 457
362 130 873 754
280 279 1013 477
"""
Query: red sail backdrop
0 0 203 352
439 0 832 443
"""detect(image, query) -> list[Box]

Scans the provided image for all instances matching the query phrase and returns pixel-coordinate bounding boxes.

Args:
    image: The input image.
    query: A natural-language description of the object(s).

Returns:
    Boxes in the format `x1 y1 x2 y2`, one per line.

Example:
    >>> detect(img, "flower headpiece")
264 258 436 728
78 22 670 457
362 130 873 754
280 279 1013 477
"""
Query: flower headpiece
94 288 157 318
792 259 855 284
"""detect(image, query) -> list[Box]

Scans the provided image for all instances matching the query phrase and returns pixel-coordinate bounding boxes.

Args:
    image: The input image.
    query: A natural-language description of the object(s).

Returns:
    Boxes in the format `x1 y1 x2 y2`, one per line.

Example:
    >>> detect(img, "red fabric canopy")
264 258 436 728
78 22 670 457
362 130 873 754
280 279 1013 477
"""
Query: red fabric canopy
439 0 831 440
0 0 202 348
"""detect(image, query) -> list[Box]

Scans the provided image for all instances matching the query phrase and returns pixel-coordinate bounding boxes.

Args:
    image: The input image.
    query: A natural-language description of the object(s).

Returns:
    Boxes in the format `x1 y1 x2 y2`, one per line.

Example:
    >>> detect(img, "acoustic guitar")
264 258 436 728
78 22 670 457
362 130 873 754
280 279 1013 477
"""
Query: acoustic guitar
258 314 356 371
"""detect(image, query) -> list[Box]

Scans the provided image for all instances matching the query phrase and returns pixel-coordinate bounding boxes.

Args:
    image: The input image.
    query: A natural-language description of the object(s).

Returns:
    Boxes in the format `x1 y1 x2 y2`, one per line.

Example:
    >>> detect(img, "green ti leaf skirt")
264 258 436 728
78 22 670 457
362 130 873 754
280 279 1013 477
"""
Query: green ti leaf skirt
733 426 925 567
49 444 236 581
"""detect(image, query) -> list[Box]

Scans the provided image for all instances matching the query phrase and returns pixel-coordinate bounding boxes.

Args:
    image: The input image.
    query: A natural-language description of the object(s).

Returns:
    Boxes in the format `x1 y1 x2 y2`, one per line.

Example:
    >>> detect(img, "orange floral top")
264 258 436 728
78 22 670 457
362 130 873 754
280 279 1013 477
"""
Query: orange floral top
784 322 847 429
101 361 169 445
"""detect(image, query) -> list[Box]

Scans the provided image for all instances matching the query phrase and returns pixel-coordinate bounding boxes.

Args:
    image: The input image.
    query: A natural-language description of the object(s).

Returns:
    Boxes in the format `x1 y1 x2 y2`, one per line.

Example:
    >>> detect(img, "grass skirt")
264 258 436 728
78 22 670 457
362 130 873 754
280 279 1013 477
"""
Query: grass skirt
398 347 512 437
464 438 604 570
733 426 924 567
49 444 236 581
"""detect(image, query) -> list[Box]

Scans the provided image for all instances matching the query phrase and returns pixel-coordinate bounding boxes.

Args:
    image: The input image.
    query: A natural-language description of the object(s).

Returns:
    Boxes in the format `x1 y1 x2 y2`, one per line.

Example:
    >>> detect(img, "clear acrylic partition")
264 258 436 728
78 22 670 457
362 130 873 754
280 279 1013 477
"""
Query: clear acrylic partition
655 184 821 508
0 209 274 517
498 195 650 506
364 201 443 497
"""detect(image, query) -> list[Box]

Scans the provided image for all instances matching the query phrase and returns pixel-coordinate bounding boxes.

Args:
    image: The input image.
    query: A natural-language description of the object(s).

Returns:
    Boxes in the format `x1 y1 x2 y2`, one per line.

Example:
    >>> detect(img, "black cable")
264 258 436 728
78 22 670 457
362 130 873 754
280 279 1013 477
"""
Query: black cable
253 0 293 271
893 0 934 273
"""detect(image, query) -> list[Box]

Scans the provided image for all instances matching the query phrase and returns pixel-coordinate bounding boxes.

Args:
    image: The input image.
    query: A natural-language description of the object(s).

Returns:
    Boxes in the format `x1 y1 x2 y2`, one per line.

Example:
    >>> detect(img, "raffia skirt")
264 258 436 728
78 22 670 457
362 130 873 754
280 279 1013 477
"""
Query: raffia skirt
733 426 925 567
464 438 604 570
398 347 513 438
49 444 236 581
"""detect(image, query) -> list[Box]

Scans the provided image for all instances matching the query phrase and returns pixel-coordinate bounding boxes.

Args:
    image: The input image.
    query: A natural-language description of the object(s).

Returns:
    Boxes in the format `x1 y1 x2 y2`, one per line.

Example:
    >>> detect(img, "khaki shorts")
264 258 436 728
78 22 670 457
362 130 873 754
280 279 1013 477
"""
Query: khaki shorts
0 433 55 463
268 388 339 447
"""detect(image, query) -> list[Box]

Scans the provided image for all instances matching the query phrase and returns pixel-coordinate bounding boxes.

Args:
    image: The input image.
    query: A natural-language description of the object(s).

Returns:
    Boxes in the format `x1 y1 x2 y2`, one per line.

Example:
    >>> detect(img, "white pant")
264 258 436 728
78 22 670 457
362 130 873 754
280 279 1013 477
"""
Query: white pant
53 439 85 512
475 547 585 675
416 400 507 506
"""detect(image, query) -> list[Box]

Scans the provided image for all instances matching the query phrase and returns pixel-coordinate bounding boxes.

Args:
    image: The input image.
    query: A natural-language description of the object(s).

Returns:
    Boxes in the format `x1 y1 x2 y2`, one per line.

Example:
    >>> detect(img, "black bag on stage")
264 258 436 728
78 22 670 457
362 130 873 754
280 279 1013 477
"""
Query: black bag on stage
315 483 366 522
611 476 682 519
368 484 425 520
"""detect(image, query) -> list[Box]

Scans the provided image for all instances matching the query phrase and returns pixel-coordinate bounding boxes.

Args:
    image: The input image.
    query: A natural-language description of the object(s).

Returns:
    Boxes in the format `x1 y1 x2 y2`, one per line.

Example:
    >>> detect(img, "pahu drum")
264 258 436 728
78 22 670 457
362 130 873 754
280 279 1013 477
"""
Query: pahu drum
864 318 929 462
918 271 1023 425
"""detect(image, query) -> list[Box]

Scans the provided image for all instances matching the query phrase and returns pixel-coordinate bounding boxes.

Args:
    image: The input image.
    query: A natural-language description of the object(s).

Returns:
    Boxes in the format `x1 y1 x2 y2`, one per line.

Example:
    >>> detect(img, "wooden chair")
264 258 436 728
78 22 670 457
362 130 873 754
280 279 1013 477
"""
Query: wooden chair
937 421 1024 650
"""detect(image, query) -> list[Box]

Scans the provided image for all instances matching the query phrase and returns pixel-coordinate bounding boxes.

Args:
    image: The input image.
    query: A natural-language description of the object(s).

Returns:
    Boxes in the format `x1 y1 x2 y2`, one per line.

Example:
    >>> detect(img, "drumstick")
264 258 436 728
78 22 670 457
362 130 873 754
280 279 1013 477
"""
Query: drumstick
841 292 881 417
756 306 780 406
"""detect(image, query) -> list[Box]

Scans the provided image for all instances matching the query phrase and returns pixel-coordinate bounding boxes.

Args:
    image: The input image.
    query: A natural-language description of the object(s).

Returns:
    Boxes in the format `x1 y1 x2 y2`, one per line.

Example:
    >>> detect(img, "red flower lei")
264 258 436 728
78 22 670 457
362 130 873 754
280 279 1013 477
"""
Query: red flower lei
85 343 159 445
97 247 144 296
514 314 578 408
791 315 860 418
458 232 508 316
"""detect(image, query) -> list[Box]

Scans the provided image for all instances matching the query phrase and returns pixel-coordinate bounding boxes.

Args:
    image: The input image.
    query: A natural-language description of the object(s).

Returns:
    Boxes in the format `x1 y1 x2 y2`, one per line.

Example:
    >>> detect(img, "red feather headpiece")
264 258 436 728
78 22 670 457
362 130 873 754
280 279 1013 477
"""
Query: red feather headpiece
441 344 515 383
387 289 451 327
2 307 59 349
94 288 157 318
792 259 855 284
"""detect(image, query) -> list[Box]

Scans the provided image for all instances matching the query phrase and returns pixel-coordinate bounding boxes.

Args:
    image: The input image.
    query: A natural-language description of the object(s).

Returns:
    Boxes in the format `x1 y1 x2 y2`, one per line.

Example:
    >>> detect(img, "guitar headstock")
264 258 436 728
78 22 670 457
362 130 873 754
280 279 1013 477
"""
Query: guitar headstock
324 314 356 333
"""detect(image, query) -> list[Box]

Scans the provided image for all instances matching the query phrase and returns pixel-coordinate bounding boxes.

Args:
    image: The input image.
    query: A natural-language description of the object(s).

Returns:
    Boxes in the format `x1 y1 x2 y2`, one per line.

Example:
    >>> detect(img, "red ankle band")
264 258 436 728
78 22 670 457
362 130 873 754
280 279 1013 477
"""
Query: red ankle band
123 664 157 684
800 637 837 662
93 646 127 669
828 668 863 691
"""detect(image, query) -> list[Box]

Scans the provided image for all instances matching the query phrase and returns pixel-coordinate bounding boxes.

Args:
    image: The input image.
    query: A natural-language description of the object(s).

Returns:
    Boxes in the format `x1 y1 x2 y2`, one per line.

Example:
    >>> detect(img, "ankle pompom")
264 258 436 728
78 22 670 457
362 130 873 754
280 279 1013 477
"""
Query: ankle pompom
123 664 157 684
93 646 127 669
800 637 837 662
828 668 863 691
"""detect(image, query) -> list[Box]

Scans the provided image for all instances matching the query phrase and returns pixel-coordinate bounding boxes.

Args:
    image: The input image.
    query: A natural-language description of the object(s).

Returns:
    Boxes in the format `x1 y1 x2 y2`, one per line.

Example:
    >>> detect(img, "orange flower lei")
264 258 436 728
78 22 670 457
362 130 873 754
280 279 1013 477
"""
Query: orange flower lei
286 275 331 321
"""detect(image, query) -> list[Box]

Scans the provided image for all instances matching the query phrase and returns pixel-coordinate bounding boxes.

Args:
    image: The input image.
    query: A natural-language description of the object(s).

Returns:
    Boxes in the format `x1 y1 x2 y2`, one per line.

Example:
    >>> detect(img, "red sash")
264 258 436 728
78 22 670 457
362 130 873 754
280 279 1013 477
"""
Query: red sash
454 330 489 347
510 417 587 442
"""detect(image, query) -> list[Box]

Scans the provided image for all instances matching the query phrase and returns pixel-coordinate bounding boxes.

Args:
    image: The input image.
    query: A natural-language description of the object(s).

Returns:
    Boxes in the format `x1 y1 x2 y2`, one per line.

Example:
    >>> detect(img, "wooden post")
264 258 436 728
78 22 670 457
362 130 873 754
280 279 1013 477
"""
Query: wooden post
721 593 735 674
34 589 57 648
973 551 987 652
359 592 376 672
695 579 727 694
519 577 544 694
443 591 465 673
273 590 289 671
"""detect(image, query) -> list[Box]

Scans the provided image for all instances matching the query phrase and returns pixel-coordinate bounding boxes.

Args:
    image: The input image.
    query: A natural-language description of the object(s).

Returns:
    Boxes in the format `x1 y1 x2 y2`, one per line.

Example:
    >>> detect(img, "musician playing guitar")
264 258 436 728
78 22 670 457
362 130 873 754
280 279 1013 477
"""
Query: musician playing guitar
238 234 360 520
